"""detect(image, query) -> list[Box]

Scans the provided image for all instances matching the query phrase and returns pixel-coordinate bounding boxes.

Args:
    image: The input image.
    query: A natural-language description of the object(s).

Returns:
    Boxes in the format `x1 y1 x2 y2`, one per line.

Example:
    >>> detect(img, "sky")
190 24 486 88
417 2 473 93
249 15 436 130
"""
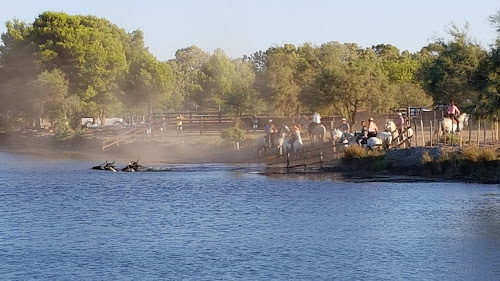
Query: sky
1 0 499 61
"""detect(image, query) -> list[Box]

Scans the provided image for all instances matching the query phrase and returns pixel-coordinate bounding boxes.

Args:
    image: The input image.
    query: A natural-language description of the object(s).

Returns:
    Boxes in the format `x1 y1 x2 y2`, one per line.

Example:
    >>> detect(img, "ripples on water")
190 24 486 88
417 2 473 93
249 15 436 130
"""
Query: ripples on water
0 152 499 280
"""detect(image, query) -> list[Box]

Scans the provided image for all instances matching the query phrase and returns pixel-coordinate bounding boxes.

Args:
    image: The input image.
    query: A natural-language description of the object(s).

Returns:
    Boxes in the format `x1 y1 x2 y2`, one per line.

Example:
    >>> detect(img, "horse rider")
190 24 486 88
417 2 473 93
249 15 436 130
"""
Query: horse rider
367 117 378 138
287 124 301 150
339 117 350 133
396 112 405 140
308 111 322 135
357 121 368 146
447 100 461 132
264 119 277 146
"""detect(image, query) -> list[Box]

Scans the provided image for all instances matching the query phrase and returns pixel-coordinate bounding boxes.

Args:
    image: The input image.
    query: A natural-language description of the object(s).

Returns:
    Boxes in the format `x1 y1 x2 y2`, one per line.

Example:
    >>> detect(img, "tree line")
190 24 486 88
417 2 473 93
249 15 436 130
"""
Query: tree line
0 11 499 133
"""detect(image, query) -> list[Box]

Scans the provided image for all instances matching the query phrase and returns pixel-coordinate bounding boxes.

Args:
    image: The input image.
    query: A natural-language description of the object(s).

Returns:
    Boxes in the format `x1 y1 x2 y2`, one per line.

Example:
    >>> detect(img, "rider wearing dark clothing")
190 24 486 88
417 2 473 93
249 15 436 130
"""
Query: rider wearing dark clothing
357 121 368 146
288 125 300 149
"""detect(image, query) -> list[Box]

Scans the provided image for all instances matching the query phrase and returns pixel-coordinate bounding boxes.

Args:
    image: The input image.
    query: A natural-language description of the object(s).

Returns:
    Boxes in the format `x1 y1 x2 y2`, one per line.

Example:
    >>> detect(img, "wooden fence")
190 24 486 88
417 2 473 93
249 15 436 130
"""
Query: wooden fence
265 142 340 169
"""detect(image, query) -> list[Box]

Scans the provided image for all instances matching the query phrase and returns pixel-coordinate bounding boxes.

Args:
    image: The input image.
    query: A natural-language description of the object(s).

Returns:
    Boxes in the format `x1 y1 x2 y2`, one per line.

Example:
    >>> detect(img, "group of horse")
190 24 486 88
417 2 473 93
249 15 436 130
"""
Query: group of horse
333 120 413 151
92 159 143 172
255 122 327 158
255 113 469 157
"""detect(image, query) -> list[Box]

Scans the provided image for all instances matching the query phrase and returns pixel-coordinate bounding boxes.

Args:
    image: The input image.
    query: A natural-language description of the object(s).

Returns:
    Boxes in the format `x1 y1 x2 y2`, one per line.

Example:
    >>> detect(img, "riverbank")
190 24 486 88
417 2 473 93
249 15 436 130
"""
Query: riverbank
338 146 500 184
1 132 498 183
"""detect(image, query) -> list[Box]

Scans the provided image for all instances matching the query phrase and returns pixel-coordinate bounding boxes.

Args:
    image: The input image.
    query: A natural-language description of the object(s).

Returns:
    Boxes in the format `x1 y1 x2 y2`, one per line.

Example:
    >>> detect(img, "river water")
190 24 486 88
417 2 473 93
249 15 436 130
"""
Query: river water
0 152 499 280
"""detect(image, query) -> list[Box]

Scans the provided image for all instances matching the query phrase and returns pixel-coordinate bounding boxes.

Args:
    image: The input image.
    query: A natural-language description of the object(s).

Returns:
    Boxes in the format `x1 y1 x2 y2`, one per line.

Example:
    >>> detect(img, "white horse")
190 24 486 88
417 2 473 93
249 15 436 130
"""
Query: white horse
376 131 392 150
339 132 383 150
332 128 344 144
285 133 303 154
308 123 327 143
256 125 289 158
385 120 414 148
440 113 469 136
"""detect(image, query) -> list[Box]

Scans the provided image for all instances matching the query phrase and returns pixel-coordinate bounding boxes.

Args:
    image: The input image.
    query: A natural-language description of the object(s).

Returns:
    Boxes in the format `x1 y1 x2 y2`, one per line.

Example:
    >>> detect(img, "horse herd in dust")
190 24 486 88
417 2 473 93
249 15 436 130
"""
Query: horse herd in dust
256 113 469 158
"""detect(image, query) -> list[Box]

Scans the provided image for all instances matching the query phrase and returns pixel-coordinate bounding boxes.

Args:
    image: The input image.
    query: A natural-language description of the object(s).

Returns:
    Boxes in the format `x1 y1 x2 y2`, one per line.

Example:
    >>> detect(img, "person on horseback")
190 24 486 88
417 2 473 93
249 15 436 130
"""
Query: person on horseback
447 100 461 132
287 124 301 150
264 119 277 147
339 118 350 133
396 112 405 140
308 111 322 135
357 121 368 146
367 117 378 138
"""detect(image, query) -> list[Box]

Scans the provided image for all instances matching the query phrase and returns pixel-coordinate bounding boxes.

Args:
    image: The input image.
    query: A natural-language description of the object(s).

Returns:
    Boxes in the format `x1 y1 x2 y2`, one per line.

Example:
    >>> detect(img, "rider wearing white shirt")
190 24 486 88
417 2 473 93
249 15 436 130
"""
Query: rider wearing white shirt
312 112 321 124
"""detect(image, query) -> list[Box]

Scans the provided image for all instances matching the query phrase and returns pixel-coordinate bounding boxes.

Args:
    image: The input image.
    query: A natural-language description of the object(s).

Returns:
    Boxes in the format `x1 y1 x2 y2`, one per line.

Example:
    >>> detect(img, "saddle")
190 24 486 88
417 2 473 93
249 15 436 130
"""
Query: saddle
445 115 459 124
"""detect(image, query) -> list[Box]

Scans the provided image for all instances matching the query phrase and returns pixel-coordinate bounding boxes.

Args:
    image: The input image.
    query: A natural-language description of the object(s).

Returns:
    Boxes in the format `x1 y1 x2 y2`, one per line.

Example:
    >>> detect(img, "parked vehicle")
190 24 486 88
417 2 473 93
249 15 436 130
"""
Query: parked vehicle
81 117 123 127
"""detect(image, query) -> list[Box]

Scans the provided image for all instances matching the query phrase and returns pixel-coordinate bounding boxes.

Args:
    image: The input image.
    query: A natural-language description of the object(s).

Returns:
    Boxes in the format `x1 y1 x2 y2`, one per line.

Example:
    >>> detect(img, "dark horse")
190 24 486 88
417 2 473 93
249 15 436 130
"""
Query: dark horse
122 159 143 172
92 160 117 172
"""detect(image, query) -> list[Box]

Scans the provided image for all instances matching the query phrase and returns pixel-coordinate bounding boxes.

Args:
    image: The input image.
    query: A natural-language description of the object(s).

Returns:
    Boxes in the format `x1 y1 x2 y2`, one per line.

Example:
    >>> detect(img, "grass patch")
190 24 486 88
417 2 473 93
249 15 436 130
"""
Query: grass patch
342 146 384 159
481 148 498 161
421 151 433 164
438 150 450 162
462 146 481 162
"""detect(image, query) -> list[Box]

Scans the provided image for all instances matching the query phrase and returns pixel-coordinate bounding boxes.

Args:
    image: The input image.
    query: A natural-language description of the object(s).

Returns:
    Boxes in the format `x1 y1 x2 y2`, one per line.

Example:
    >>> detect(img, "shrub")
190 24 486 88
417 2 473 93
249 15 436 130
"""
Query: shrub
438 150 450 162
462 146 481 162
221 126 245 142
481 148 498 161
342 146 384 159
343 146 368 159
421 151 433 164
374 158 388 171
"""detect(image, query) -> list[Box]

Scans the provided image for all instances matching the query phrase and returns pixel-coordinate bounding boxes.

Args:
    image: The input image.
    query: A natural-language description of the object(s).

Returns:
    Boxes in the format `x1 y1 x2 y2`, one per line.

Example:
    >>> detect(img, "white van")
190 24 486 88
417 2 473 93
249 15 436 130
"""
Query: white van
81 117 123 127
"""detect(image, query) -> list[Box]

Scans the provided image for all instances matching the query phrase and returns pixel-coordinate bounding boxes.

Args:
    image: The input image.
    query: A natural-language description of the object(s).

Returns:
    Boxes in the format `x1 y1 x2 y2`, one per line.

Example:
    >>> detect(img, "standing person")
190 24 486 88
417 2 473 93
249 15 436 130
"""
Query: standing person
339 118 350 133
447 100 461 131
252 115 259 132
367 117 378 138
176 114 184 135
264 119 276 146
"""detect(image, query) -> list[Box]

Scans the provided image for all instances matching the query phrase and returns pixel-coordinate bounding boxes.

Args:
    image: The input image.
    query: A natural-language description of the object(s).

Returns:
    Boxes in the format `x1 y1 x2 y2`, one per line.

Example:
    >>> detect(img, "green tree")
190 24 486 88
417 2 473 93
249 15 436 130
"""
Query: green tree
419 25 487 109
170 45 210 110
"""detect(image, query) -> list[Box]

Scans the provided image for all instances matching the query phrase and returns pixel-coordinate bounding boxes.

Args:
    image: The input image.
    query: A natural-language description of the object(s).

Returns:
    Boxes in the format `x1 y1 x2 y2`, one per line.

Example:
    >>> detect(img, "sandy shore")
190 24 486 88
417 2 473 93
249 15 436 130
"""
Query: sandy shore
0 132 257 164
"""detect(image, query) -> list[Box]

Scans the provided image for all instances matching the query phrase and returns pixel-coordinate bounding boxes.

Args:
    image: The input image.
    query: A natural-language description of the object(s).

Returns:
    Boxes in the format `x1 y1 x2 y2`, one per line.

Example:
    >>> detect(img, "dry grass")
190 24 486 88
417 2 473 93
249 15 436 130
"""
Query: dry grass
421 151 433 164
461 146 498 162
438 150 451 162
343 146 384 159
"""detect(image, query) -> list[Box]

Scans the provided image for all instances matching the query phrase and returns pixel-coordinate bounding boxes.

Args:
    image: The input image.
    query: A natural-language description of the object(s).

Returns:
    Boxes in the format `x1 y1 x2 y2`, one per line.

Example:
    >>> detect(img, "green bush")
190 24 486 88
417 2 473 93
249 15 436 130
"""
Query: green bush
221 126 245 142
54 116 73 140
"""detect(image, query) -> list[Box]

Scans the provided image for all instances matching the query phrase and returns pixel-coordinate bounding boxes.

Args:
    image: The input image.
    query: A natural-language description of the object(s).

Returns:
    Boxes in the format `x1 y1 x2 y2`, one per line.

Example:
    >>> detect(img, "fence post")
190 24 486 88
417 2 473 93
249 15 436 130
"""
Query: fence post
200 118 203 135
413 119 418 147
477 119 481 146
420 119 425 146
286 152 290 170
429 121 433 146
437 121 441 145
320 146 323 169
483 121 487 147
468 115 472 144
496 119 499 141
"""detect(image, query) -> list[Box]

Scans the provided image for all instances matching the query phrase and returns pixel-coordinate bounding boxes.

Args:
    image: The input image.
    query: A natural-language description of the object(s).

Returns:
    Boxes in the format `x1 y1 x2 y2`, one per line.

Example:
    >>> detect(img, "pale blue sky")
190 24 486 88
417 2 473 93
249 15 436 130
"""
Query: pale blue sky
1 0 499 60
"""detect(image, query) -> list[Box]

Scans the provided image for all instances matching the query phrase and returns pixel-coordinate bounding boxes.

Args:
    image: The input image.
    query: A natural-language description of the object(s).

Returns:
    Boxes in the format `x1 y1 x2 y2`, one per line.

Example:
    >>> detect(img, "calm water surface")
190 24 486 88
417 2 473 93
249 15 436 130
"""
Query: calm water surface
0 152 499 280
